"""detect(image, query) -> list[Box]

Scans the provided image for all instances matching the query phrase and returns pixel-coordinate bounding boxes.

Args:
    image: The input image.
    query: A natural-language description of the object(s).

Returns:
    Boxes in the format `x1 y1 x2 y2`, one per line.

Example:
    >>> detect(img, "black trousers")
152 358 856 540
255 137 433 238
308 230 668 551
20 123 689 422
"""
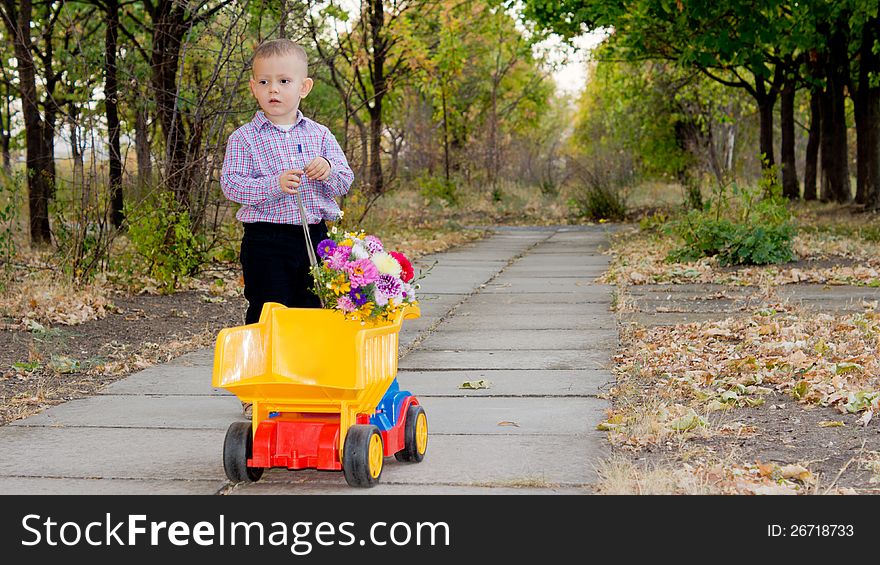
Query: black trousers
240 221 329 324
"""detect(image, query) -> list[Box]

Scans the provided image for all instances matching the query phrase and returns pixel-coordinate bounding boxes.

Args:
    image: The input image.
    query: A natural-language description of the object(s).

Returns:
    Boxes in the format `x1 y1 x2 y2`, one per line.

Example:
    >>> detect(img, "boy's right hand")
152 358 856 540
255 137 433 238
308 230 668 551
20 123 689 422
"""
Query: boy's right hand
278 169 303 195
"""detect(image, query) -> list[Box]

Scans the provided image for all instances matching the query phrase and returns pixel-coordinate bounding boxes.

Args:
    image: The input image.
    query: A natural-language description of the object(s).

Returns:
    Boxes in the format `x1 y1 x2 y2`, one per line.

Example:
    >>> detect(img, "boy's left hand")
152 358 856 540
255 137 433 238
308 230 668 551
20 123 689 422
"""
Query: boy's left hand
304 157 332 181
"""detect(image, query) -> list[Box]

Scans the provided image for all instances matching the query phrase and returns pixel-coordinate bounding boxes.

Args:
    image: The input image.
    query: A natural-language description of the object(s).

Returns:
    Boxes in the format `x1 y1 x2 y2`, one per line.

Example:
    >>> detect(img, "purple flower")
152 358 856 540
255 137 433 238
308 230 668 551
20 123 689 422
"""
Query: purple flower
326 245 352 270
349 287 370 306
364 235 384 254
375 273 403 299
316 238 337 260
345 258 380 288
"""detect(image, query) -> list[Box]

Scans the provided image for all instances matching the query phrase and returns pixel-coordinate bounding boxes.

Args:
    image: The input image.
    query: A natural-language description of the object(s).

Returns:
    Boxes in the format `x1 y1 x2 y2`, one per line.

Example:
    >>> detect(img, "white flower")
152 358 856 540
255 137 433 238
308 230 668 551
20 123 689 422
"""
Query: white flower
351 242 369 260
331 226 338 234
371 252 402 276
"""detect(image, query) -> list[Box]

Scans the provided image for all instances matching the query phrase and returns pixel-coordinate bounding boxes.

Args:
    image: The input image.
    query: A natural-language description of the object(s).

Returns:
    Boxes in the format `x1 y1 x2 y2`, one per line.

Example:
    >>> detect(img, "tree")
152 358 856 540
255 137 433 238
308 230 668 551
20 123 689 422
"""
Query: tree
1 0 54 244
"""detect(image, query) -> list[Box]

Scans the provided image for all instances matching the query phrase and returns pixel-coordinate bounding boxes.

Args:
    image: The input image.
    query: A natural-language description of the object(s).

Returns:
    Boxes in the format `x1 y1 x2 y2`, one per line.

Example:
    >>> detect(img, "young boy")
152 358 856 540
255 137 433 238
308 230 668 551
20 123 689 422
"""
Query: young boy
221 39 354 326
221 40 354 417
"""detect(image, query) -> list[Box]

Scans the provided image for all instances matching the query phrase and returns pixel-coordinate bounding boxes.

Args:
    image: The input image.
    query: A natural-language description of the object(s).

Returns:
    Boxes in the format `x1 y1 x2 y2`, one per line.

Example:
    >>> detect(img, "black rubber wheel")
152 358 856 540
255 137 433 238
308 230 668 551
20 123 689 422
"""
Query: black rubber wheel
342 424 384 488
395 404 428 463
223 421 264 483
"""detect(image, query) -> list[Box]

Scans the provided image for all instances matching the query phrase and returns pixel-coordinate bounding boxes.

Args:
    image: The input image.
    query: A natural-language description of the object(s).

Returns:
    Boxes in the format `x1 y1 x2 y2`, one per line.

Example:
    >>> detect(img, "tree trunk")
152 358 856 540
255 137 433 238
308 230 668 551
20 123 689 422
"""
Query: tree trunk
780 78 799 199
105 0 124 228
366 0 386 197
69 110 83 190
441 85 450 184
854 16 880 209
135 104 151 189
821 22 852 203
1 94 10 175
755 75 776 169
2 0 52 245
803 89 820 201
858 89 880 209
151 4 190 206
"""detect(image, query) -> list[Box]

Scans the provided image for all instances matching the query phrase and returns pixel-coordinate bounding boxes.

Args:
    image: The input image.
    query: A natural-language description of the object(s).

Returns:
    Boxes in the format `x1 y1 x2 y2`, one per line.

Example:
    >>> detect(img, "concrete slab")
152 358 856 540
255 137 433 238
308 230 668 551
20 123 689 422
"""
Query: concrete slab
511 254 610 266
399 349 609 370
467 293 612 305
231 481 590 495
450 302 612 317
99 364 226 396
413 329 617 351
0 426 227 480
397 369 611 397
484 277 607 293
434 313 616 331
501 266 609 278
248 434 605 486
9 394 242 430
0 477 225 495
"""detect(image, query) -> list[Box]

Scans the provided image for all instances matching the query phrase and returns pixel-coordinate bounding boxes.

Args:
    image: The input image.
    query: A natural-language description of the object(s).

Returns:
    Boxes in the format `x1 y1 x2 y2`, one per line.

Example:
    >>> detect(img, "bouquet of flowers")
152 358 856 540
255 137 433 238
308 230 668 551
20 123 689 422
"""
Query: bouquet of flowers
310 227 419 324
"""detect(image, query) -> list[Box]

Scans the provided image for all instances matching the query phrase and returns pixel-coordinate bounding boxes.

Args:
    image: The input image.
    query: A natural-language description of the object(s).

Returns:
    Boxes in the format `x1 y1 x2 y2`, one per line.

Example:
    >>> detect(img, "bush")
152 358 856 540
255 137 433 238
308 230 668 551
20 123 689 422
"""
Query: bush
569 185 627 221
417 174 457 205
665 167 796 266
123 192 205 292
567 155 632 221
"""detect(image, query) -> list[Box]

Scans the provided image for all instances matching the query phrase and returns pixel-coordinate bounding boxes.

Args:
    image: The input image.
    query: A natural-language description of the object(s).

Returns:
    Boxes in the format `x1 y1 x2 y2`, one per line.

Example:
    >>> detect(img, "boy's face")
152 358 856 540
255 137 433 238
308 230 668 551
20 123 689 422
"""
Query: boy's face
249 53 314 123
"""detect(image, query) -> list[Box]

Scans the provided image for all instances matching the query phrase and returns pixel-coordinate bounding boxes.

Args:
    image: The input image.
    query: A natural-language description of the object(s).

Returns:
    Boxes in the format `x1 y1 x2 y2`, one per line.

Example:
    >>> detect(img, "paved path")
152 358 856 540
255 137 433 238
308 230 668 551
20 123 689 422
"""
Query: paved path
0 227 616 494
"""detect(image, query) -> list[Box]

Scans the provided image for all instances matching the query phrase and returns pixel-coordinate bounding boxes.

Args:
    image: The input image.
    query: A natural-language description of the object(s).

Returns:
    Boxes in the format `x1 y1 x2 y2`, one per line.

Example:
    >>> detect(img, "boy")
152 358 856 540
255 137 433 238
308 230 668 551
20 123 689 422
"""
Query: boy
221 40 354 417
221 39 354 325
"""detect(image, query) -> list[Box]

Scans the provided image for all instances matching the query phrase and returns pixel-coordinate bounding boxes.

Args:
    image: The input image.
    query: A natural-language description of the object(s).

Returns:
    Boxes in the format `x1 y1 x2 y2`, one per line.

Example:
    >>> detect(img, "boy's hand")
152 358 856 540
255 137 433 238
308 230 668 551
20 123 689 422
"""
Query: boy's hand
278 169 303 195
304 157 332 181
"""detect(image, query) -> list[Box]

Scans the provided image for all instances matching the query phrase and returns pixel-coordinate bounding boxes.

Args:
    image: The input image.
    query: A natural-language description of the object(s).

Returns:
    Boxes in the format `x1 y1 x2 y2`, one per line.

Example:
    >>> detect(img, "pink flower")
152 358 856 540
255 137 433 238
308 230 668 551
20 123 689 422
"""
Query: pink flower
335 295 356 313
345 258 380 288
326 245 352 270
364 235 384 254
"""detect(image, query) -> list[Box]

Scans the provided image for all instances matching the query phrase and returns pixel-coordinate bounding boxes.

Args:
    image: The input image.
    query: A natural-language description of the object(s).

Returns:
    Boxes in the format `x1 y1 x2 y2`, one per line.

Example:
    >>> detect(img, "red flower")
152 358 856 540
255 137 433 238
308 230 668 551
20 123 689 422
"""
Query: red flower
389 251 414 282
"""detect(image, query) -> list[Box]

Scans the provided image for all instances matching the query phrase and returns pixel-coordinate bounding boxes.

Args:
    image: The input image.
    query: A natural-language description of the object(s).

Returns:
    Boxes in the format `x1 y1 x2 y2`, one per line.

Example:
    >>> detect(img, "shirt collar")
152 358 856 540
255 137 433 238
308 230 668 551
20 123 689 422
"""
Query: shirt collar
253 109 304 131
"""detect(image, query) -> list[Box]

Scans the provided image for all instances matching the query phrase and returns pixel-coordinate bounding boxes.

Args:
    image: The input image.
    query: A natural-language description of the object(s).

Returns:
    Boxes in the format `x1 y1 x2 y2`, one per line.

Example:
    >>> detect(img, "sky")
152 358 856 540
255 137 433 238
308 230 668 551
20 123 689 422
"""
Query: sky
540 30 610 96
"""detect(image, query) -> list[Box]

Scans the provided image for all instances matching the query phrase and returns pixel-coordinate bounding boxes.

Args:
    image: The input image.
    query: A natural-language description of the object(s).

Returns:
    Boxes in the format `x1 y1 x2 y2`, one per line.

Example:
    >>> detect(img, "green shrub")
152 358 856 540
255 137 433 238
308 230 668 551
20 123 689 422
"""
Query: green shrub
417 175 457 205
0 169 20 288
124 192 205 292
665 167 796 266
567 154 632 221
568 184 627 221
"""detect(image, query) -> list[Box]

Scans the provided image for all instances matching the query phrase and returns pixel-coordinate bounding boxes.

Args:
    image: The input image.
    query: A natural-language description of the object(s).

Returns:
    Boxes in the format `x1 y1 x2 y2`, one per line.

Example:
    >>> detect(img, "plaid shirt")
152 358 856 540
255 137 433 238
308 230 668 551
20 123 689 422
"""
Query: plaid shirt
220 110 354 224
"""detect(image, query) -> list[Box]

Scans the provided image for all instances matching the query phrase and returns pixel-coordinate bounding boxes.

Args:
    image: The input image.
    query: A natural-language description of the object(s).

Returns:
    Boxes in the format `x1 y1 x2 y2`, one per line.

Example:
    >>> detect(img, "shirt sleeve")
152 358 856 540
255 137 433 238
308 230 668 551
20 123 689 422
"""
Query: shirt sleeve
220 133 284 206
320 127 354 197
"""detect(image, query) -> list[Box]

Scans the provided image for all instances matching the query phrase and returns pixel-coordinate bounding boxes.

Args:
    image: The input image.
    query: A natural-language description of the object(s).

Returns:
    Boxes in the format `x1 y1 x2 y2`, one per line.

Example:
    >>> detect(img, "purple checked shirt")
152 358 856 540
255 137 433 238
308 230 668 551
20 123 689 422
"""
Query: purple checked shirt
220 110 354 224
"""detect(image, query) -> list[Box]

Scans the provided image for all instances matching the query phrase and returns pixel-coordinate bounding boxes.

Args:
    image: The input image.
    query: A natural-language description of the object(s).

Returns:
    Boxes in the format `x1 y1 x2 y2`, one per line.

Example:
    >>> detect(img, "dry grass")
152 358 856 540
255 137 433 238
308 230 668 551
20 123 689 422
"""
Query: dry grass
595 455 720 495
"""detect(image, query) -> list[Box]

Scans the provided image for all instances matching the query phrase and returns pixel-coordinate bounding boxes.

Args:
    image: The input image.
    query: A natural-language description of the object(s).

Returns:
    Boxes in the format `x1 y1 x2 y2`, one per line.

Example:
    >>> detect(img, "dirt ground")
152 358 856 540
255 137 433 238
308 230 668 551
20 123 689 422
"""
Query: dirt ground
608 255 880 493
0 290 247 425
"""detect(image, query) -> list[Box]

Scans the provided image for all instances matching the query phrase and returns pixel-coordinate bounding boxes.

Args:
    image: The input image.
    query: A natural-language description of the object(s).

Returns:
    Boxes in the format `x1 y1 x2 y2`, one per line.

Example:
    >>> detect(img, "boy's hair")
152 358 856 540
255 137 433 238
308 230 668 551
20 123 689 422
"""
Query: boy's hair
251 39 309 75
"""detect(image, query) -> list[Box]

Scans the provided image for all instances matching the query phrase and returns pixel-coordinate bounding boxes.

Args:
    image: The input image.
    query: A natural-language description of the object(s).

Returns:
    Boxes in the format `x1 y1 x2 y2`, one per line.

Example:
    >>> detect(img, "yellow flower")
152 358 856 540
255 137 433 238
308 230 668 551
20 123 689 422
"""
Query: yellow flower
328 274 351 296
341 238 354 247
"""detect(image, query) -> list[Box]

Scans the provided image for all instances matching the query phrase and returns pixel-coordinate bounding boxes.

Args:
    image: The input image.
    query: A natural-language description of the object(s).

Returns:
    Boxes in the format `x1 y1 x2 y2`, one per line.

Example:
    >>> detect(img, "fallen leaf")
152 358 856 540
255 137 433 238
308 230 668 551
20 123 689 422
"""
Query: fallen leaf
757 461 776 478
497 421 520 427
818 420 845 428
668 410 706 431
458 379 491 390
779 464 814 484
751 484 799 495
